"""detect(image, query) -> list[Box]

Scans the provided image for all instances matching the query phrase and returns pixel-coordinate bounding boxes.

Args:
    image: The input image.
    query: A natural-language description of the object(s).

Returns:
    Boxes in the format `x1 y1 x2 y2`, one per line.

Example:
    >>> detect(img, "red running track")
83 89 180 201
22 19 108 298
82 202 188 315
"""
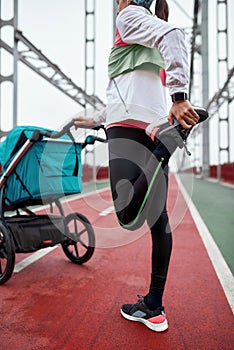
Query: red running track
0 174 233 350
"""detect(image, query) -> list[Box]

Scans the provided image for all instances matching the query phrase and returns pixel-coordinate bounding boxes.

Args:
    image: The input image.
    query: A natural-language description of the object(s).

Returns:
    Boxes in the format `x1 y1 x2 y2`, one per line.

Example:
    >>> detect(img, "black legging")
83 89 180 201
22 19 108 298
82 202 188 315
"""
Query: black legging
107 126 175 292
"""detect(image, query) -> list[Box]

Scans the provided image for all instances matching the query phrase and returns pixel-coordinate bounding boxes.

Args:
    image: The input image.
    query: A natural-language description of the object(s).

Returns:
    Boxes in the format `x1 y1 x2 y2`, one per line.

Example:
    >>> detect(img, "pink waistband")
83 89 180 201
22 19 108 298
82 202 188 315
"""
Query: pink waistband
106 120 149 131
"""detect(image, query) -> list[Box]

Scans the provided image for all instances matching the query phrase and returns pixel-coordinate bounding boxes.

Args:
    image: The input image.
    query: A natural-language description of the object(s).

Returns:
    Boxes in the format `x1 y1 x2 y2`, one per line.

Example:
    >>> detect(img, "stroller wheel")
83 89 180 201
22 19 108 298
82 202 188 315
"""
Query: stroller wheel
61 212 95 264
0 222 15 285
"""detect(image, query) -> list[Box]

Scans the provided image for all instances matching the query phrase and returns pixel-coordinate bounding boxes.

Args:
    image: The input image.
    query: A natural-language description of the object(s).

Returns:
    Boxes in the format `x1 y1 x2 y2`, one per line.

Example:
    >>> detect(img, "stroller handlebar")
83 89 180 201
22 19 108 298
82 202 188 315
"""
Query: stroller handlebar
50 120 75 139
30 121 107 145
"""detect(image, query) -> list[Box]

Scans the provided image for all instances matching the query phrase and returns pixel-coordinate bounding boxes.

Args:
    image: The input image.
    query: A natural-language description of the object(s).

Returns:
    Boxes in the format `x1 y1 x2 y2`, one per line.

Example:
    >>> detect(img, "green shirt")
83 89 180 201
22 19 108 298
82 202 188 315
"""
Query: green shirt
108 43 165 79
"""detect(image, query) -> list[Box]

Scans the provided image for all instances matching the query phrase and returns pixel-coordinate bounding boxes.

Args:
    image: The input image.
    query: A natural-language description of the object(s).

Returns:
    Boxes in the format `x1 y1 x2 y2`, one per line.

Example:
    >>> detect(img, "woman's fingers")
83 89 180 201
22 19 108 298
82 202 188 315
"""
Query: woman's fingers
73 116 95 129
168 101 200 128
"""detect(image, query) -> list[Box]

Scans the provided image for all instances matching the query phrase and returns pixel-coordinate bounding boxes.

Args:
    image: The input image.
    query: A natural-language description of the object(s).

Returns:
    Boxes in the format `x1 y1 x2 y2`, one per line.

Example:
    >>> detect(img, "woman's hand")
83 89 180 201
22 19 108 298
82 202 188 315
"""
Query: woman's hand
73 116 96 129
168 100 199 129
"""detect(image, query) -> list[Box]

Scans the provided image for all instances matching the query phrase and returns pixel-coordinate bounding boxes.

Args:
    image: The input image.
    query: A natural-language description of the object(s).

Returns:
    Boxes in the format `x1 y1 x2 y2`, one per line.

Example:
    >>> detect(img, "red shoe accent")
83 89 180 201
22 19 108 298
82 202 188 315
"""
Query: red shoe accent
148 314 166 324
150 127 159 142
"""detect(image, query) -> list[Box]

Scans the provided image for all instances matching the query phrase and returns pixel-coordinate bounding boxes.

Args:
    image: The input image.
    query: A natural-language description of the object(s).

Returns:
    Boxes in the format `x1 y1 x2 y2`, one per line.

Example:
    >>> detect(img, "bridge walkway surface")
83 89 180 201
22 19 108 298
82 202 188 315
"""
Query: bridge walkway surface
0 174 233 349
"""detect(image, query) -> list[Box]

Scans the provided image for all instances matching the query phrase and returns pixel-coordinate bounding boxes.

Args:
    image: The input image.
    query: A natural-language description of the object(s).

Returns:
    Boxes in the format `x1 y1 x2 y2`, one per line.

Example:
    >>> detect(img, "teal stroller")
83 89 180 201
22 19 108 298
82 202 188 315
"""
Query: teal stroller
0 122 107 284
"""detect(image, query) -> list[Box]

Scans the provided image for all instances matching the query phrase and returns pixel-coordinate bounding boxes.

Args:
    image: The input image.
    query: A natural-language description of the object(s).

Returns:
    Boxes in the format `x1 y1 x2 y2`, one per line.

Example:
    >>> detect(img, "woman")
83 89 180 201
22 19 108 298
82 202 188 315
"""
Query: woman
74 0 208 332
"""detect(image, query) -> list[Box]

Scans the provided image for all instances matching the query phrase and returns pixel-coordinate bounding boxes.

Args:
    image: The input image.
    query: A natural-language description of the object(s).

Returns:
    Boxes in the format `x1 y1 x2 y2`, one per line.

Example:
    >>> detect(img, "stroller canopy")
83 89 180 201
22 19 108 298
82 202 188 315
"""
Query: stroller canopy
0 126 83 208
0 126 55 171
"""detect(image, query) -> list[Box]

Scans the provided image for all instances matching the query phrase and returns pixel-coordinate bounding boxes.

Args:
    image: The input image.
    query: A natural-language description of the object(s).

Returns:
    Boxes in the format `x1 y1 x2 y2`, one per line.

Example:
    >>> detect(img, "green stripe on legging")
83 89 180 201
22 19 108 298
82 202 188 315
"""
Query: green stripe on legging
118 158 164 229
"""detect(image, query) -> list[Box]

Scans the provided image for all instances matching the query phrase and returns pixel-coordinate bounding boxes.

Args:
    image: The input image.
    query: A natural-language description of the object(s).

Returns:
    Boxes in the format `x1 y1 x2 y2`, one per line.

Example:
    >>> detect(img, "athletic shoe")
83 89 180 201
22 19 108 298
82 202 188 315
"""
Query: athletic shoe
120 295 168 332
146 107 209 154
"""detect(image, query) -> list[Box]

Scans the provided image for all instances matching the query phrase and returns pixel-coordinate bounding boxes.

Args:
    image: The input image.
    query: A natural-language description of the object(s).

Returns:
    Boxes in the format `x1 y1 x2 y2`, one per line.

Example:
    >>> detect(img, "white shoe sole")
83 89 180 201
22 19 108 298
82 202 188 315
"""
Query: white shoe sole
145 117 168 137
120 309 168 332
146 118 179 138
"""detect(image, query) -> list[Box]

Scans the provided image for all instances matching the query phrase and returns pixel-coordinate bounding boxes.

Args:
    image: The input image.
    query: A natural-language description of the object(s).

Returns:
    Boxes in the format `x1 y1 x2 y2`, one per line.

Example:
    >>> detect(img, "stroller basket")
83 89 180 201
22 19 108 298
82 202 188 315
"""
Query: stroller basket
0 126 83 207
6 215 66 253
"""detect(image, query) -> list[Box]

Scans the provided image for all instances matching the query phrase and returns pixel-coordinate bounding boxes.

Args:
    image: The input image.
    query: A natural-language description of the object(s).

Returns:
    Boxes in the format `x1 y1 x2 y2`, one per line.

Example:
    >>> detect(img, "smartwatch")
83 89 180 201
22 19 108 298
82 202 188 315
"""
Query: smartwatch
171 92 188 102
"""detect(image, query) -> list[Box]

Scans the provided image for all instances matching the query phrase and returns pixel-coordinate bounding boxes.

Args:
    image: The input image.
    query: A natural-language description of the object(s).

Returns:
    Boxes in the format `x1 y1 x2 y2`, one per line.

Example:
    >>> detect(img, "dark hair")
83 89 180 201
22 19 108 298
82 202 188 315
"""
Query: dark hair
155 0 169 21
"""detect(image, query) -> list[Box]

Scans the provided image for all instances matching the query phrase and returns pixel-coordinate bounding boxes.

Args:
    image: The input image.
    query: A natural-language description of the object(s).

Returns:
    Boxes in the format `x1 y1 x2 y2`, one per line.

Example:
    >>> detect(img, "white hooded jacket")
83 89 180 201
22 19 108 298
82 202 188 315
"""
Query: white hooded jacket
94 5 189 127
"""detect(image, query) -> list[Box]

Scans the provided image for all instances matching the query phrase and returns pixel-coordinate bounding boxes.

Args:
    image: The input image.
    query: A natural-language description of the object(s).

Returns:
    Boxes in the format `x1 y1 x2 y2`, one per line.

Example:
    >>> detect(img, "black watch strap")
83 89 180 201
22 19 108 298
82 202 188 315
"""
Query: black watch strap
171 92 188 102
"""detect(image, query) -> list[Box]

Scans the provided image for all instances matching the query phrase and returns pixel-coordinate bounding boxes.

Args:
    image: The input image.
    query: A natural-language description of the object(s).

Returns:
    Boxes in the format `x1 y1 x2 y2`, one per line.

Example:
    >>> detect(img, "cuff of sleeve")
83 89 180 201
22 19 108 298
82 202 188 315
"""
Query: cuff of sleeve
93 107 107 126
168 86 188 96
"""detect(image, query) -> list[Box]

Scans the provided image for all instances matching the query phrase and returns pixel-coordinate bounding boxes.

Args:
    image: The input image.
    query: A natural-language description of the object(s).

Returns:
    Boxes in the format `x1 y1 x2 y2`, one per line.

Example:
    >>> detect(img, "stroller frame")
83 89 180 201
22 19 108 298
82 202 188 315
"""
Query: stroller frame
0 122 107 285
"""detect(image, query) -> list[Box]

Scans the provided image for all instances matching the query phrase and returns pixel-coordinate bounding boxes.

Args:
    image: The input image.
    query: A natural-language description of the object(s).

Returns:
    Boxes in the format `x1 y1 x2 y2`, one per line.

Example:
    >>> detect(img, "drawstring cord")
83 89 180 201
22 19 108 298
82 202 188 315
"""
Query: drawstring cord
112 78 129 114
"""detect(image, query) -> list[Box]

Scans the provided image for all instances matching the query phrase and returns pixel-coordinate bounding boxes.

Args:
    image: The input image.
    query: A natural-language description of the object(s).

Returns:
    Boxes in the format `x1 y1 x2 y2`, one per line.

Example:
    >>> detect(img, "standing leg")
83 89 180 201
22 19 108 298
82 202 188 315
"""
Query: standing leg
120 152 172 332
144 167 172 309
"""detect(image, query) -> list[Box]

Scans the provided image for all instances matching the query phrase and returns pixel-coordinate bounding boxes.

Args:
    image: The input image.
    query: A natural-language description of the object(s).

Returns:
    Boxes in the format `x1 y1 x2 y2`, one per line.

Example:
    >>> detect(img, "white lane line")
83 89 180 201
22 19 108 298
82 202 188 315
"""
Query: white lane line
14 246 58 273
99 206 114 216
33 187 110 213
175 174 234 314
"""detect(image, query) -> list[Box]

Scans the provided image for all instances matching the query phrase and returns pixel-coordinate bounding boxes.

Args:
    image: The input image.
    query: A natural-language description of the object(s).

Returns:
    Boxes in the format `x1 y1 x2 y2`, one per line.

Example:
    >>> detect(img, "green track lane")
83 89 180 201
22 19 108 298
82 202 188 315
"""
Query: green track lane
179 173 234 275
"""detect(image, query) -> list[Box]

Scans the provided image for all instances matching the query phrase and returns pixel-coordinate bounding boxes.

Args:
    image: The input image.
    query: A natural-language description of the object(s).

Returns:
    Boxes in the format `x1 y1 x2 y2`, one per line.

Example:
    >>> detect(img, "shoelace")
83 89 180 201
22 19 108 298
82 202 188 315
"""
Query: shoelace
183 142 191 156
137 294 145 302
172 130 192 156
168 131 192 156
136 294 165 316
